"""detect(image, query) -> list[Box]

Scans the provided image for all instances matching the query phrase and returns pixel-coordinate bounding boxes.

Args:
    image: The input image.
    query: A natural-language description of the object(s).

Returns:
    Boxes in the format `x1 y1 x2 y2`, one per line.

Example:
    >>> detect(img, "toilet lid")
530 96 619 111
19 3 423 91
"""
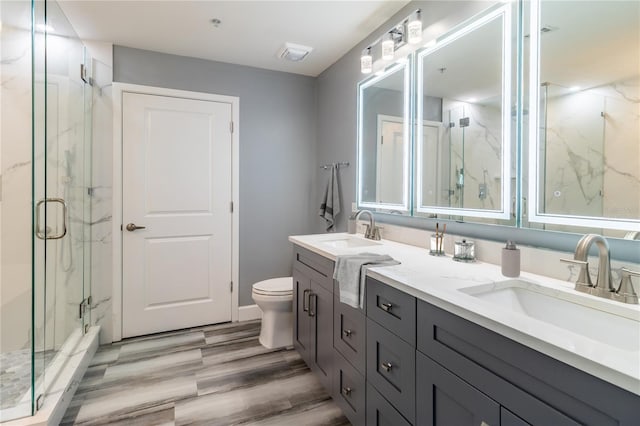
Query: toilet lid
252 277 293 295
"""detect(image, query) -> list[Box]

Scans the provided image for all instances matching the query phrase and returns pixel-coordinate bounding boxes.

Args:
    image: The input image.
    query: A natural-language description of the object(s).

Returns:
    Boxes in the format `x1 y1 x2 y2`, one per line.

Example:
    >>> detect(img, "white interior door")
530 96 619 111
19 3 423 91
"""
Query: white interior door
122 92 232 338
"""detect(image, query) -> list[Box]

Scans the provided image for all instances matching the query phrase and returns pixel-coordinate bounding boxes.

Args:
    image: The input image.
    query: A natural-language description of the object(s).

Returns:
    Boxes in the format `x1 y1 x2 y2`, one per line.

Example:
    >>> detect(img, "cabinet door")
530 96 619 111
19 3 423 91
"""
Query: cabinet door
417 352 500 426
366 383 412 426
334 350 366 426
310 279 334 393
293 268 311 365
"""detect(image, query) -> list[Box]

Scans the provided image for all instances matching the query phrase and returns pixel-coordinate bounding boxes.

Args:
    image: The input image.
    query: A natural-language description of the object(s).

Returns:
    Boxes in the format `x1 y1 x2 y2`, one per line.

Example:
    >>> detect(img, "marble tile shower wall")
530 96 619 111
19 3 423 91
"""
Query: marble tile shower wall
1 25 33 353
543 76 640 234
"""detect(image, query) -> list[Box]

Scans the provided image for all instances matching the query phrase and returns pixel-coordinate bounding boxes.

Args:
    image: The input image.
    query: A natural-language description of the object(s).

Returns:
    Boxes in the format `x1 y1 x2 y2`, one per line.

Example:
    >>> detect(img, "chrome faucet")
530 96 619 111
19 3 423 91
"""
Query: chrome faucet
561 233 639 304
353 210 381 240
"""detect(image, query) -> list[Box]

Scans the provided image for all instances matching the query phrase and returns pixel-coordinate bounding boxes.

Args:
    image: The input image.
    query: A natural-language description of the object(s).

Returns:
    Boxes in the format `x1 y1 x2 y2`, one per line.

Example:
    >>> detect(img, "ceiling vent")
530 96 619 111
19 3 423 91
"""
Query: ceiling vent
277 42 313 62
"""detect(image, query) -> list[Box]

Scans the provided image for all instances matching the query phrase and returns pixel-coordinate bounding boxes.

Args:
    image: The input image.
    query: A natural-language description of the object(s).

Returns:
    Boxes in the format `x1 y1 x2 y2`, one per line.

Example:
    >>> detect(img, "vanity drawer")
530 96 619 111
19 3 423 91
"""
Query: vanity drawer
366 277 416 345
366 383 412 426
293 245 334 293
366 318 415 424
334 297 366 374
333 350 366 426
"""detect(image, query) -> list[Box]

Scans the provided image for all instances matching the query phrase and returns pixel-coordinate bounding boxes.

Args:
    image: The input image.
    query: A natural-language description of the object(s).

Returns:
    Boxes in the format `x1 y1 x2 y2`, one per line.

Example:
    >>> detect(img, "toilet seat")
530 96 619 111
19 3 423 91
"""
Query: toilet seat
252 277 293 296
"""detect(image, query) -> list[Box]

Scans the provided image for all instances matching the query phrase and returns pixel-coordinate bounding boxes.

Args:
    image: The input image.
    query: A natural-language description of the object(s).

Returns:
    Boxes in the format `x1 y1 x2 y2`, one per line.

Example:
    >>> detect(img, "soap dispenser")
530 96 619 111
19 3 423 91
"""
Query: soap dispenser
502 241 520 277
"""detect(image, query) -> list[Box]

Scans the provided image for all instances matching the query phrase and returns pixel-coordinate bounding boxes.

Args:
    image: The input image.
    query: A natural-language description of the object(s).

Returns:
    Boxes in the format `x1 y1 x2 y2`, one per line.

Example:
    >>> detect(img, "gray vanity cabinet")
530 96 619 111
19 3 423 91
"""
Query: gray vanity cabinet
292 246 335 394
291 246 640 426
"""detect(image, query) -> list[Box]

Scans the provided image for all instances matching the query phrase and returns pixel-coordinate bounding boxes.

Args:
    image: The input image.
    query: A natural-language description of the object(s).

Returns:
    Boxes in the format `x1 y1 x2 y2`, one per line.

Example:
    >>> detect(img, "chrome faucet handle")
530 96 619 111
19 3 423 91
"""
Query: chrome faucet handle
364 224 381 241
560 258 593 291
611 267 640 304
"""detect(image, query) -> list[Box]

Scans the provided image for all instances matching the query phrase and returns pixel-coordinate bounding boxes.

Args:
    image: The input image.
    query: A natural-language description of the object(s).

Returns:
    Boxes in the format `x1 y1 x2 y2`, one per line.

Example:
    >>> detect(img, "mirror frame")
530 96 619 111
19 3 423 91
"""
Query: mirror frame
414 3 513 220
527 0 640 232
357 59 412 212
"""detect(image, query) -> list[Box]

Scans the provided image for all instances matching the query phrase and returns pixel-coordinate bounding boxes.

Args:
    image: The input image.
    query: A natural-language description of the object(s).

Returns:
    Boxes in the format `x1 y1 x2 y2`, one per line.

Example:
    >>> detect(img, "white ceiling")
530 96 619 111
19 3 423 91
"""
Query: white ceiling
58 0 411 77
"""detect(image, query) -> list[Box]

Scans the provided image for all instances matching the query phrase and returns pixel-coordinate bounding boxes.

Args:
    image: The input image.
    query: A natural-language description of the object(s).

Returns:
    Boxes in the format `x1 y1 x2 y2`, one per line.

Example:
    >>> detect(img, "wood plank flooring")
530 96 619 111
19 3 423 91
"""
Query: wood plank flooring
61 320 349 425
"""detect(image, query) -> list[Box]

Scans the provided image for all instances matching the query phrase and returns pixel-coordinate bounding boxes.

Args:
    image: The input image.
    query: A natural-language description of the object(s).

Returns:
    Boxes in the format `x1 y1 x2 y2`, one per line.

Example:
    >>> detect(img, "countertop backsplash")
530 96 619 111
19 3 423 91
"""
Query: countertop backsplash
358 221 640 291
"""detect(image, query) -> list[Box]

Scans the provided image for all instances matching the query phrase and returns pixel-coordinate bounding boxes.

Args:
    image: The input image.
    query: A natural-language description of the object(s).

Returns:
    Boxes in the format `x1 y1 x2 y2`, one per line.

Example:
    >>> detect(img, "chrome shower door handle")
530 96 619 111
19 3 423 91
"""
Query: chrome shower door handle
126 223 146 232
35 198 68 240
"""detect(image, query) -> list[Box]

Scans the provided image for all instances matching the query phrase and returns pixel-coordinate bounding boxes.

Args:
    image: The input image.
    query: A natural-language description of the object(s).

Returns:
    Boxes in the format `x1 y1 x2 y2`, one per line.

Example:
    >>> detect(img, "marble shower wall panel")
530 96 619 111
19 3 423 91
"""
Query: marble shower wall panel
543 90 604 219
1 25 33 353
88 52 114 345
463 102 502 211
540 77 639 235
602 78 640 223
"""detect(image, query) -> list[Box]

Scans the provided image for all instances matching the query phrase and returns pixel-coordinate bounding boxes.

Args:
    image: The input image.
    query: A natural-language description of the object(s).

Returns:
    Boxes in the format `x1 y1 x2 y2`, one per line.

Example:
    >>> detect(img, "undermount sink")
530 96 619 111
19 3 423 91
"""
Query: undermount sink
460 279 640 352
321 236 382 249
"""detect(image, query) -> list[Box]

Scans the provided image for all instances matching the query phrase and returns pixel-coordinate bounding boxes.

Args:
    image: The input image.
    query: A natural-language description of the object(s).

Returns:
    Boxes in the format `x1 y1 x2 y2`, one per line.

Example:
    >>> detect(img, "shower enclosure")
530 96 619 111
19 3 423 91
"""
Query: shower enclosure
1 0 94 422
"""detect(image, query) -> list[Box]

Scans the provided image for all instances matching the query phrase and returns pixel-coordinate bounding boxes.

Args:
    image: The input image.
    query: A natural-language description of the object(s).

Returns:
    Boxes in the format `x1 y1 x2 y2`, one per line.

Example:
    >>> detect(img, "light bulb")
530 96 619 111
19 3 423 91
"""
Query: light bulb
407 11 422 44
361 48 372 74
381 33 394 61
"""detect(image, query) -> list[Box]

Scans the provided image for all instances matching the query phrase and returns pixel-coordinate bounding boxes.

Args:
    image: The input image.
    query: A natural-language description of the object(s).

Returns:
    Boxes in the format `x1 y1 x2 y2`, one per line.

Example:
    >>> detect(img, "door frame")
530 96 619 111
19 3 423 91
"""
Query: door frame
112 83 240 342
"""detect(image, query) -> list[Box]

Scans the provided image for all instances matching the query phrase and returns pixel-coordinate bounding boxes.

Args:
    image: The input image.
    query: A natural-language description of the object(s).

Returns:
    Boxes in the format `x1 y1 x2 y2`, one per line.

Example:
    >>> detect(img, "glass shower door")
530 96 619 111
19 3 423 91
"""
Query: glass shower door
32 0 91 411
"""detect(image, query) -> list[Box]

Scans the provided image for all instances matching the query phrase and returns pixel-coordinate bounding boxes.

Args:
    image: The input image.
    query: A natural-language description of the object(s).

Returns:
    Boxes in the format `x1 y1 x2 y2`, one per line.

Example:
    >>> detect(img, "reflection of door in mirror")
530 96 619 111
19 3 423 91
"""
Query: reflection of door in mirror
421 122 446 208
376 115 404 204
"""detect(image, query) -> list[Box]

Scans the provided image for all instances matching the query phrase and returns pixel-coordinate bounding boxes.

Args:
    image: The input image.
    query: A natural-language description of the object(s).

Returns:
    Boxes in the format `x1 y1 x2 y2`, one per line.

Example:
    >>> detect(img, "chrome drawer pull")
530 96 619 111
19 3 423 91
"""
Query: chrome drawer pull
380 302 393 312
381 362 393 372
342 387 352 396
343 329 353 337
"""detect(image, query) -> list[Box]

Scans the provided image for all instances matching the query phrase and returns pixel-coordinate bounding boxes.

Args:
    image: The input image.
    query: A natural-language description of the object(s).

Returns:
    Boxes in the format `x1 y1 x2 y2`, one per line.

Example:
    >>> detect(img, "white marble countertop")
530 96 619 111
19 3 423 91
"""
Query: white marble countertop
289 233 640 396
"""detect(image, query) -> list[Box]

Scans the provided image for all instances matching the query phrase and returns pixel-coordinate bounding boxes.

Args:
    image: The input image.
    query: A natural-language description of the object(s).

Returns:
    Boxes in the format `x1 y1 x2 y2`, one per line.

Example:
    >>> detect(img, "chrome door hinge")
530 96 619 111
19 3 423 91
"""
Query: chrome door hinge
230 121 234 133
78 297 92 319
80 64 93 85
230 281 233 292
230 201 234 213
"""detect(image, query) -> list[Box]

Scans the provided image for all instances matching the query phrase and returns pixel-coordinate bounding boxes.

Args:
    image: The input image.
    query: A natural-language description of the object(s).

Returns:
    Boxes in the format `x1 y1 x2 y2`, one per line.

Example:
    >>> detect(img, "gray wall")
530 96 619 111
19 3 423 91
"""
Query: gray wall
113 46 318 306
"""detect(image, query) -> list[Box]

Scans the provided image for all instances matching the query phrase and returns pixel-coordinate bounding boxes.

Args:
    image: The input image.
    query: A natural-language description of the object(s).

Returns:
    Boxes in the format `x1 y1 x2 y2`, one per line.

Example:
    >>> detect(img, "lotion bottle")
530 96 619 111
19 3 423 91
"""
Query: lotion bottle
502 241 520 277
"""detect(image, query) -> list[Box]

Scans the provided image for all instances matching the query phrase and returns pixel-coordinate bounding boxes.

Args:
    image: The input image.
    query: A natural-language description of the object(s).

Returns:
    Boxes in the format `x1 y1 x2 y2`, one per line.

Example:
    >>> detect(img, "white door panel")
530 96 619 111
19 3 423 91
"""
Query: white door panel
122 92 232 338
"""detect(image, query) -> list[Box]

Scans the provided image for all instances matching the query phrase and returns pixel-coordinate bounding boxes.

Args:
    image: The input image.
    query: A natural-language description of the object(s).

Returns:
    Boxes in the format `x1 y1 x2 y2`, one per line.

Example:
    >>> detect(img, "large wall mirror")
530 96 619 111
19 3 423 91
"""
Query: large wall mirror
357 58 411 212
415 4 512 220
527 0 640 235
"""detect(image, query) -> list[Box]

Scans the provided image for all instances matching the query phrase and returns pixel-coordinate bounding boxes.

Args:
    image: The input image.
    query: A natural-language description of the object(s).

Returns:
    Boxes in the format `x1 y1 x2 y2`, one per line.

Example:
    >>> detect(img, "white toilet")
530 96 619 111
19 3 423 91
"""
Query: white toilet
251 277 293 349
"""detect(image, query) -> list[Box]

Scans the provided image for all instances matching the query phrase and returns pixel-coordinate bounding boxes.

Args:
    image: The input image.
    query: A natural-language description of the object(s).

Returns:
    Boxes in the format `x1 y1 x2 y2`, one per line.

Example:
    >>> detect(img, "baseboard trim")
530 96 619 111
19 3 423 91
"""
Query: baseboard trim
238 304 262 321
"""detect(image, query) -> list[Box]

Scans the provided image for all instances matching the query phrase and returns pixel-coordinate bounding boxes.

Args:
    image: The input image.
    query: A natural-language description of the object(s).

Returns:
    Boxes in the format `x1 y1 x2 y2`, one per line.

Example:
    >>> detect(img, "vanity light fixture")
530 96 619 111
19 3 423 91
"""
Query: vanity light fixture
359 9 421 73
381 32 395 60
407 10 422 44
361 47 373 74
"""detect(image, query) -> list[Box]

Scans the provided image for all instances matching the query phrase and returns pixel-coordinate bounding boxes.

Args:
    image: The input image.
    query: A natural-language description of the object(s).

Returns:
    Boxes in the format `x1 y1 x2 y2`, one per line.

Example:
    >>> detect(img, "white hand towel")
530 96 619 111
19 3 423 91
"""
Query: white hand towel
319 164 341 231
333 254 400 309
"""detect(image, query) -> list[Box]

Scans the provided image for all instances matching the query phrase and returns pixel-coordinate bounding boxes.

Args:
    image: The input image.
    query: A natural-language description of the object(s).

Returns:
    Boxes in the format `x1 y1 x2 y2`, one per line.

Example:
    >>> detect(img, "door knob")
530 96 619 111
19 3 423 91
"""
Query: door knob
125 223 146 232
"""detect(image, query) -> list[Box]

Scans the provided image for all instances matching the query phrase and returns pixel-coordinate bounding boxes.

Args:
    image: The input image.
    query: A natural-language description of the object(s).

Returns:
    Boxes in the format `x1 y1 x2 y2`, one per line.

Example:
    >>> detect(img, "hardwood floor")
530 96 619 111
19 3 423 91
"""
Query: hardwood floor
61 320 349 425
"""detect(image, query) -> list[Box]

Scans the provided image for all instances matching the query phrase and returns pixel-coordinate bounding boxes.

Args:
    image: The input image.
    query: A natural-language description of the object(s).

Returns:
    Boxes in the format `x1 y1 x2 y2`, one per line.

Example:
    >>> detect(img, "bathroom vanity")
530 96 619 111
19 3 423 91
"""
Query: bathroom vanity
290 234 640 426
